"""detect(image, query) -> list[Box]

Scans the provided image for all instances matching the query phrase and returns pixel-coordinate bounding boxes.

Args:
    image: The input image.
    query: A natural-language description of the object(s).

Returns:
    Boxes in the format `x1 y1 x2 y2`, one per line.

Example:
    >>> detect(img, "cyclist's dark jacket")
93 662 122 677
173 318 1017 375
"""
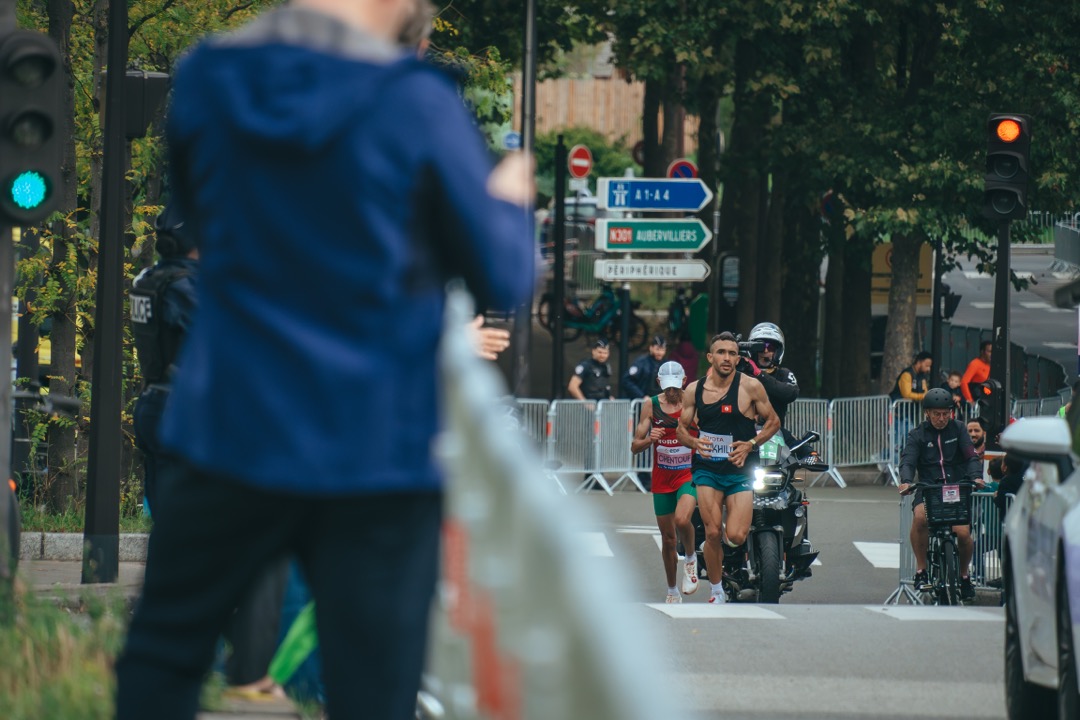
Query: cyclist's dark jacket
574 357 613 400
130 257 199 386
620 353 662 399
754 365 799 425
692 371 758 476
898 418 982 485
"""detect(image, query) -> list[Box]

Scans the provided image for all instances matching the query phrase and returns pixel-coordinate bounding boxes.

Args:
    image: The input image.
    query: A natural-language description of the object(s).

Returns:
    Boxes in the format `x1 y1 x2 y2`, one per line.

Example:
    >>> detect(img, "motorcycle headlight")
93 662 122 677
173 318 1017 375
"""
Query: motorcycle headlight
752 469 784 493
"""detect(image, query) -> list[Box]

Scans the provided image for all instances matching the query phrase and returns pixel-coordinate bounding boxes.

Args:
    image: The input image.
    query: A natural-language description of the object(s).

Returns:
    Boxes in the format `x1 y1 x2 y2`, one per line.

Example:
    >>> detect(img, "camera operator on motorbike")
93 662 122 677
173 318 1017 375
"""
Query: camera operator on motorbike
631 361 699 604
898 388 984 600
677 332 780 605
739 322 799 427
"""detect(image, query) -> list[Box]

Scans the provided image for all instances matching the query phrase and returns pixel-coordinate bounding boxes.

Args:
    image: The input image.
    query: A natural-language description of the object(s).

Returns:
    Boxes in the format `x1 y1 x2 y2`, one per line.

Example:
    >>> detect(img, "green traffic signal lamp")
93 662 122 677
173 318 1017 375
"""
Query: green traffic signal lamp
0 31 63 226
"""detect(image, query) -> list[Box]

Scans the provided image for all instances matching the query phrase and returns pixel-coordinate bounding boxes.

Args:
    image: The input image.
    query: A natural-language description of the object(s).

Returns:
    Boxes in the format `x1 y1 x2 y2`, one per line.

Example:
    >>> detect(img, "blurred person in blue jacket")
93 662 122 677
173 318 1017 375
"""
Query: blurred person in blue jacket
114 0 536 717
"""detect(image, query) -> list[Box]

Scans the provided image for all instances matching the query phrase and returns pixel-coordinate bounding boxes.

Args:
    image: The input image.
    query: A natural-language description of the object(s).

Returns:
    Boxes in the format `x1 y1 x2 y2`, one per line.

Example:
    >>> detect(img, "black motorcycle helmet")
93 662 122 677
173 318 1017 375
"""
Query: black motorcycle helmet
922 388 954 410
154 203 196 258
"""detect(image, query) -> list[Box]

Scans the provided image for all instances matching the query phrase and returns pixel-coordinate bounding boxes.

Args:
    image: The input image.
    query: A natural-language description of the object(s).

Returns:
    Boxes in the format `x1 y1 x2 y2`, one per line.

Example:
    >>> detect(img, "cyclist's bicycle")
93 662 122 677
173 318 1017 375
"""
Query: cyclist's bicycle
905 480 980 606
536 282 649 350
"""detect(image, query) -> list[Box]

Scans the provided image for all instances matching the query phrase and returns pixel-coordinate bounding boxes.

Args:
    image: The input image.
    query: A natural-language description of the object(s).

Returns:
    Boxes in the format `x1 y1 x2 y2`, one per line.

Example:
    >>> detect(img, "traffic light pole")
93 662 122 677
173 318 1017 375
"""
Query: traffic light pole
930 239 944 384
551 137 567 399
989 221 1011 437
82 0 128 584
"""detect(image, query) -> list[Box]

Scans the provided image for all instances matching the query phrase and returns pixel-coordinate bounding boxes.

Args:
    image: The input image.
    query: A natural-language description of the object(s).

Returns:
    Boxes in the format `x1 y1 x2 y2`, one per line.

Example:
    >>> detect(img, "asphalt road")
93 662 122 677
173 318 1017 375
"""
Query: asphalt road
570 485 1006 720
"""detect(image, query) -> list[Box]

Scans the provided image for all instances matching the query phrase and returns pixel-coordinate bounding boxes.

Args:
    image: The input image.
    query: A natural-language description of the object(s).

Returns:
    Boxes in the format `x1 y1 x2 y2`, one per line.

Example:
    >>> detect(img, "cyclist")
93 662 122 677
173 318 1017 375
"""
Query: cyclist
631 361 699 603
897 388 984 600
739 322 799 426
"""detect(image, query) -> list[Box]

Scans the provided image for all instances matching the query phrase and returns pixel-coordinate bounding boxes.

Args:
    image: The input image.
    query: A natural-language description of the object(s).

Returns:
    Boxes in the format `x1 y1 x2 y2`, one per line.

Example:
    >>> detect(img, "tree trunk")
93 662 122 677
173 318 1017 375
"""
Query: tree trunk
43 0 80 513
780 200 823 397
878 233 923 394
642 78 663 178
757 171 785 323
843 236 874 395
660 65 684 164
821 237 845 399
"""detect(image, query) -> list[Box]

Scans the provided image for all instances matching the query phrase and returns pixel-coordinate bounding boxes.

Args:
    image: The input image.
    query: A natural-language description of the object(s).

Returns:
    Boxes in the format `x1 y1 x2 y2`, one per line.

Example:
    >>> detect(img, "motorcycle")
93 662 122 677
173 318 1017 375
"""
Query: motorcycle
691 430 828 603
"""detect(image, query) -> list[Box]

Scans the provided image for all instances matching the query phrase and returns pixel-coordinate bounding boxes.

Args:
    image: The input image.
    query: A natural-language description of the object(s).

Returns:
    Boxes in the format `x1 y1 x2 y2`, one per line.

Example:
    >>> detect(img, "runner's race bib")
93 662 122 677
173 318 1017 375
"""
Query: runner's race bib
942 484 960 503
698 431 734 461
656 444 692 470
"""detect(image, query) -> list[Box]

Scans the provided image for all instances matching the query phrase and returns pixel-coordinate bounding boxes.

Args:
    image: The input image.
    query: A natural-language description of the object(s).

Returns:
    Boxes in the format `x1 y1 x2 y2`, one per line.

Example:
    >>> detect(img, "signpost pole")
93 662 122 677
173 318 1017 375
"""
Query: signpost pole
619 281 630 394
511 0 538 398
930 239 944 384
989 221 1011 436
552 137 567 399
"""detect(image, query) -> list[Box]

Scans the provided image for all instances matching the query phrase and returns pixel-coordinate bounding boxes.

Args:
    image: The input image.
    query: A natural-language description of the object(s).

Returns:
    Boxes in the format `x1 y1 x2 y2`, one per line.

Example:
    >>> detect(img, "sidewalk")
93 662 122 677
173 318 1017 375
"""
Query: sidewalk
21 559 304 719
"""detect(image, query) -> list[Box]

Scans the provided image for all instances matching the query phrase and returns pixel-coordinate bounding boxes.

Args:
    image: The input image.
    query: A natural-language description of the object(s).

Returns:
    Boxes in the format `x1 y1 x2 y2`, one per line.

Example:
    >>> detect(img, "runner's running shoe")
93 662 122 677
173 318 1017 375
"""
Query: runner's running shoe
681 557 699 595
665 592 682 604
708 592 726 605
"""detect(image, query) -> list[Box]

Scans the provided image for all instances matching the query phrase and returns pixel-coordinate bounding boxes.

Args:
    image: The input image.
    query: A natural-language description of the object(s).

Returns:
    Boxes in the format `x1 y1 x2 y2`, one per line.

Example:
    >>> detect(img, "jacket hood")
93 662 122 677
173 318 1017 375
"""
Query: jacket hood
178 7 412 152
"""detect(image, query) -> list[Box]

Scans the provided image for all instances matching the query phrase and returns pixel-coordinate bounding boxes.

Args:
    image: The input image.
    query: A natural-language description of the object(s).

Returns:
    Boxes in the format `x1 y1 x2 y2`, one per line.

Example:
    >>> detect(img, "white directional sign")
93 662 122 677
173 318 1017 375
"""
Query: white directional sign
593 259 711 282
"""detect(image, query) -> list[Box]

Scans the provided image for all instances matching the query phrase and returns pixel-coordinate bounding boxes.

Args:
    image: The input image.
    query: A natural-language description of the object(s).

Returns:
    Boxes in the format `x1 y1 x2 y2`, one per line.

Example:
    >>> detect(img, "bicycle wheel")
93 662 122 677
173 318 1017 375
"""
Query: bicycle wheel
941 539 960 606
536 296 582 342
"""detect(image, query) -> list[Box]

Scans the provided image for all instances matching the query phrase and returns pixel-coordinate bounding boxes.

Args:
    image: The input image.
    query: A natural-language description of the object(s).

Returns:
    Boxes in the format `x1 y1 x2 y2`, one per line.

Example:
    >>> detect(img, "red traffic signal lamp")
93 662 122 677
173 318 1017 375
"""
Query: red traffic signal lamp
973 378 1005 436
0 30 64 226
982 113 1032 221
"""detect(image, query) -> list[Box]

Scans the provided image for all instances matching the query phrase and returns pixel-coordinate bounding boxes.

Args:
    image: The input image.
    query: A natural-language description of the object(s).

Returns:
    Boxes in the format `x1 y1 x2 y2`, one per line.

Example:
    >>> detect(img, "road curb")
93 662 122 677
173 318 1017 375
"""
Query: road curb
19 532 149 562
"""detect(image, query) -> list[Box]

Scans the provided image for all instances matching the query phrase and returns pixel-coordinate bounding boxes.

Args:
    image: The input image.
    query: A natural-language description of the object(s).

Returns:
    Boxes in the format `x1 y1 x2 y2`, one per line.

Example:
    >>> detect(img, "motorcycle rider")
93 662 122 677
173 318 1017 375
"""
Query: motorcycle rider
630 361 699 603
738 322 799 426
898 388 984 600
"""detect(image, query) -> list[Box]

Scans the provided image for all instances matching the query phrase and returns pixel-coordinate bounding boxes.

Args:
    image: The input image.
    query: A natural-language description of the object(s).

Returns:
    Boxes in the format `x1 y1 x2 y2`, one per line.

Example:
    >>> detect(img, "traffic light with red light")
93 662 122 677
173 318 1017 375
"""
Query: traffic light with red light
982 113 1032 221
973 378 1005 436
0 30 63 226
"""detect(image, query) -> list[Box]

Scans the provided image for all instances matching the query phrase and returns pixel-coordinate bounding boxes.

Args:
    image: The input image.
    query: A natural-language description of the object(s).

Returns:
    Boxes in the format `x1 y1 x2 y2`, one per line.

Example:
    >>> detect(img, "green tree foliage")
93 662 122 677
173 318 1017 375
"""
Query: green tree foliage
533 127 635 203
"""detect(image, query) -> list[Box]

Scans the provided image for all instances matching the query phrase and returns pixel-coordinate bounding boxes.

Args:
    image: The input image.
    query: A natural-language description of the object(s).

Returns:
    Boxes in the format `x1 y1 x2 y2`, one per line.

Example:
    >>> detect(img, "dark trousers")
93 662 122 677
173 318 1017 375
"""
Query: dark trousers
133 387 186 514
115 467 443 720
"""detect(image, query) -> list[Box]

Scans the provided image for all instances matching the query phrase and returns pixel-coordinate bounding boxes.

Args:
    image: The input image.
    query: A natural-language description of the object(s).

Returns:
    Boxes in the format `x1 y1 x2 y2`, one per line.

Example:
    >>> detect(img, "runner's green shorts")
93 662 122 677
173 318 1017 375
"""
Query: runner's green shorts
653 482 697 516
692 468 751 495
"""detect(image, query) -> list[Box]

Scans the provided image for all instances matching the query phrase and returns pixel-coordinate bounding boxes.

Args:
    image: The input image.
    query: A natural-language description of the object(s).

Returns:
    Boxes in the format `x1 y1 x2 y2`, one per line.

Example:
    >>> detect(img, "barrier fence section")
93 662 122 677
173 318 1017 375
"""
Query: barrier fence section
629 398 654 479
428 289 669 720
885 490 1008 605
515 398 550 449
595 400 647 493
813 396 892 488
547 399 609 495
885 399 923 486
785 399 831 464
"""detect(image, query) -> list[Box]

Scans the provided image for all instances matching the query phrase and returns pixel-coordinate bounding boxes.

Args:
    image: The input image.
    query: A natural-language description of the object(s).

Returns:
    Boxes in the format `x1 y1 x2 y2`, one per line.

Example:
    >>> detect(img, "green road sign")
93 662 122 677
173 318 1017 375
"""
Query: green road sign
595 218 713 253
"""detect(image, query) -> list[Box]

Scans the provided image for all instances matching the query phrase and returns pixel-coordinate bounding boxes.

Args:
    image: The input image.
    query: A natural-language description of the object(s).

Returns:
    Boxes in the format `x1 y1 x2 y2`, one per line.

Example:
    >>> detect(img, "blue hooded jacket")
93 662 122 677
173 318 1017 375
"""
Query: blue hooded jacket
159 8 535 495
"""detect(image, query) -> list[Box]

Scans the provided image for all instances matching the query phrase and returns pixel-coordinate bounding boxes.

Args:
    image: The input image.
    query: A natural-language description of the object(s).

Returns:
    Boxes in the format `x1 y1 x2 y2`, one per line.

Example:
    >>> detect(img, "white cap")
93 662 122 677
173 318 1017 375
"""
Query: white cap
657 361 685 390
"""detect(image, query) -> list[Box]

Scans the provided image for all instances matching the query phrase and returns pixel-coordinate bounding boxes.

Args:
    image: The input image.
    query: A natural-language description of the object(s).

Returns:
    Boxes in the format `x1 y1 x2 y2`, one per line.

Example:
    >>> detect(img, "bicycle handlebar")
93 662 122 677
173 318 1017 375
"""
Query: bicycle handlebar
900 479 983 496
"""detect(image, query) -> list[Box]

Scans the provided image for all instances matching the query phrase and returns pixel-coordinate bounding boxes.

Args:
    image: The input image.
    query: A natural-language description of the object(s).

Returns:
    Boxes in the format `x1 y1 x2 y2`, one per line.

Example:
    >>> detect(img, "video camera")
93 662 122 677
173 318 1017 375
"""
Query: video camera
737 340 766 357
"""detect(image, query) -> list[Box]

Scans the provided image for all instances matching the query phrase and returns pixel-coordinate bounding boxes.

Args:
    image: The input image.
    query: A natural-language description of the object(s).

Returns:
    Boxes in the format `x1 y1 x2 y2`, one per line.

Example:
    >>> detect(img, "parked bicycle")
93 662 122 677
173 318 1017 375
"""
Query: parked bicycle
536 282 649 350
904 480 980 605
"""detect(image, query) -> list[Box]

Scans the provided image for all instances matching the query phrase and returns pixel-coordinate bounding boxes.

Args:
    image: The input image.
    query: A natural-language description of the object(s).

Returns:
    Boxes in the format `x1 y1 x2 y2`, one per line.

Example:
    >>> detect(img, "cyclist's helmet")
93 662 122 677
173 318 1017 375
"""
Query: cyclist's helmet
748 322 785 365
657 361 686 390
922 388 954 410
154 203 196 258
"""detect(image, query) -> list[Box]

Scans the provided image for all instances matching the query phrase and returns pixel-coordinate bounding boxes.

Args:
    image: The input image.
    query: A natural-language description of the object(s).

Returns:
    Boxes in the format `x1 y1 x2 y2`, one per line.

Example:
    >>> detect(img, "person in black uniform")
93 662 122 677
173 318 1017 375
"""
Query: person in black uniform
898 388 984 600
739 322 799 426
131 203 199 514
567 339 614 401
620 335 667 399
677 332 780 605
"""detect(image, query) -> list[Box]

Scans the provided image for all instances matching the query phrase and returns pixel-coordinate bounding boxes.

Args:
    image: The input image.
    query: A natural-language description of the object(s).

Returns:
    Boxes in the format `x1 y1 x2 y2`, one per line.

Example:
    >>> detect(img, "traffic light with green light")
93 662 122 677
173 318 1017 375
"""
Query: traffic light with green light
982 113 1032 222
0 30 63 226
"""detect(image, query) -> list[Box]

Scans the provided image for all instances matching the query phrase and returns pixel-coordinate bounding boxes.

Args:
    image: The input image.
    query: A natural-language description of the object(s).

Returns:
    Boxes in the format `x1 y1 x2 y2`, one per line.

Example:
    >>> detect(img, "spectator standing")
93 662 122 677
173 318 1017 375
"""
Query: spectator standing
620 335 667 399
668 330 699 384
568 339 614 401
960 341 994 403
890 351 933 402
941 370 964 410
967 417 989 461
114 1 536 718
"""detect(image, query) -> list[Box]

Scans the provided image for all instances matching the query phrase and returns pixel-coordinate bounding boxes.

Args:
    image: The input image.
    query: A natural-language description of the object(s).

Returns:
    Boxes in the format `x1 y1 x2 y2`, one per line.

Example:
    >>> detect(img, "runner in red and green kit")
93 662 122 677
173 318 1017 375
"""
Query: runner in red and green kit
632 361 700 603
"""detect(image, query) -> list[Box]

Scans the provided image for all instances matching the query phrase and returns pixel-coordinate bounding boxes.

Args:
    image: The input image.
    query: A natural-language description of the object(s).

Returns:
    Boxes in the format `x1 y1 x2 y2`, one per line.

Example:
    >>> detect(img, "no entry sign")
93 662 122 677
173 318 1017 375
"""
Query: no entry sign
568 144 593 179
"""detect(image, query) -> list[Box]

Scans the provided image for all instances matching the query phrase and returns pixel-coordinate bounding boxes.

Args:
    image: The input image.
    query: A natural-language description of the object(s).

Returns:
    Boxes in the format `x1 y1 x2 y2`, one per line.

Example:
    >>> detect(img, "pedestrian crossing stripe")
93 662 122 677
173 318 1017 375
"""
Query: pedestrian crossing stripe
648 604 1003 621
853 541 900 569
579 531 613 557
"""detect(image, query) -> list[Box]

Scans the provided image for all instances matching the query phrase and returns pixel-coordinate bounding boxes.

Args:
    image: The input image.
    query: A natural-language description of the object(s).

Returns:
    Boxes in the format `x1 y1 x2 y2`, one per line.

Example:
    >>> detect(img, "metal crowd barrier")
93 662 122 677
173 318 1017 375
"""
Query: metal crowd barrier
547 400 609 494
786 398 831 464
885 399 923 485
595 400 647 492
813 396 893 488
629 398 653 478
885 490 1010 605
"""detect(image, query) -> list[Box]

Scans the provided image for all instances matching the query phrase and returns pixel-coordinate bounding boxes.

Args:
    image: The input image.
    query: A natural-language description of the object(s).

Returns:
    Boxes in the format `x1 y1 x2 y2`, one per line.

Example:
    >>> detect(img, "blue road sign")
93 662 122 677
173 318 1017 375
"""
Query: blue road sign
503 131 522 151
597 177 714 212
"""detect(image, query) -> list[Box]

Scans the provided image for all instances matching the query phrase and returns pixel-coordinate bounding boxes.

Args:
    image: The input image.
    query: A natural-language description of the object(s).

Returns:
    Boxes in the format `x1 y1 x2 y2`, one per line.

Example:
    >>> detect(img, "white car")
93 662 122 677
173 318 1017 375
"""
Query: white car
1000 416 1080 719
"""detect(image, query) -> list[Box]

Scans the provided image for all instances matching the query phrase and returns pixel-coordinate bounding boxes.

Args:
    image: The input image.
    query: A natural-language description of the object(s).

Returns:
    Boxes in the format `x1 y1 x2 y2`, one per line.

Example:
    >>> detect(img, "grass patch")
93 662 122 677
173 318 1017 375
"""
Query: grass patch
0 588 126 719
20 506 152 534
